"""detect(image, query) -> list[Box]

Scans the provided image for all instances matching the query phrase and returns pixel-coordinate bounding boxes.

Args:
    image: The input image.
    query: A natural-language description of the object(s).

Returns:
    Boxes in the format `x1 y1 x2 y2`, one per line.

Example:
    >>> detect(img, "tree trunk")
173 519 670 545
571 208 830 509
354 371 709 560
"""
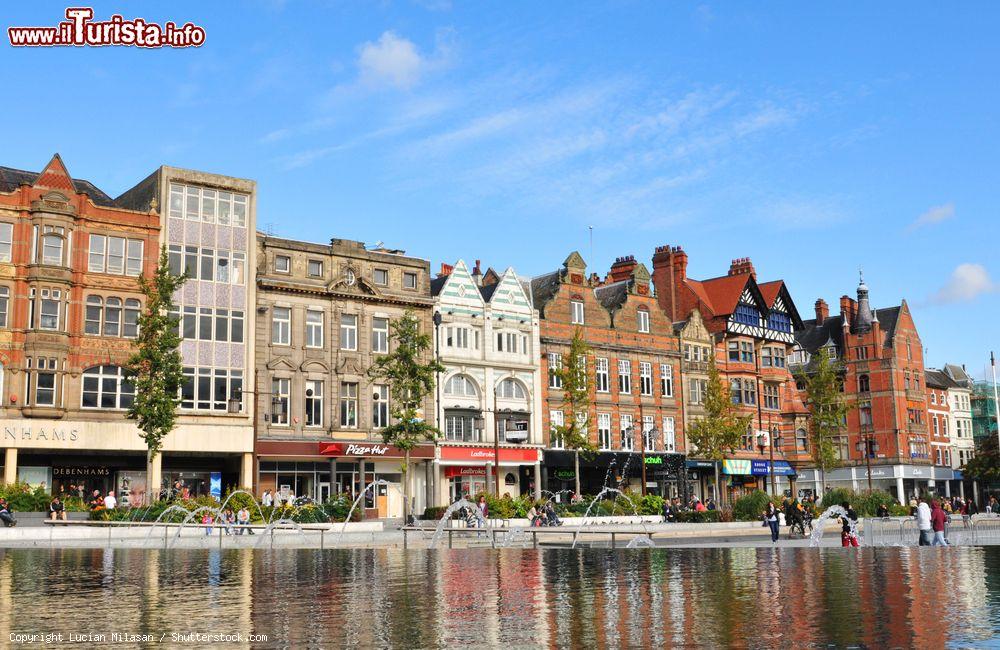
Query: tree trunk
574 450 581 499
820 463 827 496
403 449 411 524
146 449 158 503
714 463 721 507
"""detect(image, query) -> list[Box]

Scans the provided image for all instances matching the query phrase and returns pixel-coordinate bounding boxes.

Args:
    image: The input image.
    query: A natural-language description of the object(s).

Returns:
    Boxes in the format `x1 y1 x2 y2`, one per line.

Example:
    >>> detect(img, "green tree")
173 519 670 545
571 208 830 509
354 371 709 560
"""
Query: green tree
963 432 999 484
686 357 753 505
367 311 445 522
550 328 596 497
798 349 851 493
124 245 186 500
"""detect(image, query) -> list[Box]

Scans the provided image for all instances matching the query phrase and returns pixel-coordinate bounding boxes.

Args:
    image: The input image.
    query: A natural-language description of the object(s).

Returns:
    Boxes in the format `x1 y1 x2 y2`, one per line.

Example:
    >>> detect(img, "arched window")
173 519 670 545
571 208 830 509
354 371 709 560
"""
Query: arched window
104 297 122 337
85 296 103 335
497 378 526 399
40 227 65 265
123 299 141 338
444 375 479 397
858 374 870 393
81 365 134 409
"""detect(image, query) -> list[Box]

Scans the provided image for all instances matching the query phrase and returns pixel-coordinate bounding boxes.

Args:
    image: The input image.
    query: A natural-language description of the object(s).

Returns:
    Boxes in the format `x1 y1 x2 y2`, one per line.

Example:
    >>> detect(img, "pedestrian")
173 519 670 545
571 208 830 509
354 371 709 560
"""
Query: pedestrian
237 507 254 535
931 499 949 546
104 491 117 510
262 490 273 508
916 498 932 546
221 508 235 536
840 501 859 547
694 498 707 513
989 496 1000 515
528 504 541 527
0 498 16 527
202 512 214 536
476 495 489 526
49 496 67 521
706 498 717 511
763 502 780 543
876 502 889 518
544 502 562 526
89 489 104 510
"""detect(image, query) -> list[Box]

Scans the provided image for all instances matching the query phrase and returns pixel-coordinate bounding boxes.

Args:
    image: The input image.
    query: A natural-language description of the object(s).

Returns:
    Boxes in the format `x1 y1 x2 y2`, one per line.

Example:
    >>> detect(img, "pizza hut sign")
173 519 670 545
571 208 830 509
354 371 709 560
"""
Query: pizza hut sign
344 444 389 456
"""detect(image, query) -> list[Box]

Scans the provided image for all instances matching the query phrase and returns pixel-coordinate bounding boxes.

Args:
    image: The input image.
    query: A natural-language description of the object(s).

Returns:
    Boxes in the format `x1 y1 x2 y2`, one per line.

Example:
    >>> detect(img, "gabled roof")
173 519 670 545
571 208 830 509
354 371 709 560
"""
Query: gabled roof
0 154 119 207
926 369 958 390
795 304 903 354
944 363 974 388
594 280 629 311
687 273 766 317
529 270 562 311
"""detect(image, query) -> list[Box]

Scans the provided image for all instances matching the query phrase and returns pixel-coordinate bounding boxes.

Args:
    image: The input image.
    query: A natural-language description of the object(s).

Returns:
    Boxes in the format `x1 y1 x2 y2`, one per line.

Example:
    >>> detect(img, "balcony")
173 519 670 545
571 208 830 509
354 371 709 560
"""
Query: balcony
682 359 709 373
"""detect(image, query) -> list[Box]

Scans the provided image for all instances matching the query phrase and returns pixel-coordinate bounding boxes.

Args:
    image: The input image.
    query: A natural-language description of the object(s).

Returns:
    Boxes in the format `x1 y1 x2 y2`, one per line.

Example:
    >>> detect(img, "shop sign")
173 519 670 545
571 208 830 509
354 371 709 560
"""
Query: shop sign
318 442 432 458
4 426 79 444
644 456 663 465
440 446 538 464
553 469 576 481
52 466 111 478
444 466 487 478
210 472 222 499
722 459 752 476
686 460 715 469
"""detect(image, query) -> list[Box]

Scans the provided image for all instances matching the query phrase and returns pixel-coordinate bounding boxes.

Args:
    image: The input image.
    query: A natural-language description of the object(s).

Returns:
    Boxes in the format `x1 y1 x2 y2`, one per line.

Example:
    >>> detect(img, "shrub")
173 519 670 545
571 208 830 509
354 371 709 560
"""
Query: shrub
421 506 447 520
675 509 722 523
732 490 782 521
819 488 900 517
321 494 360 523
0 482 52 512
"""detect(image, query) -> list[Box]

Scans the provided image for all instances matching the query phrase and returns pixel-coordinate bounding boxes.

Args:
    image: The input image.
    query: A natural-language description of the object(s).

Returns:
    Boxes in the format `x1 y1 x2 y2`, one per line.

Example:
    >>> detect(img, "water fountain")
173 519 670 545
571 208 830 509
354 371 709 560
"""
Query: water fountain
327 479 392 547
428 498 492 549
808 505 859 547
255 518 307 548
571 486 643 549
625 535 656 549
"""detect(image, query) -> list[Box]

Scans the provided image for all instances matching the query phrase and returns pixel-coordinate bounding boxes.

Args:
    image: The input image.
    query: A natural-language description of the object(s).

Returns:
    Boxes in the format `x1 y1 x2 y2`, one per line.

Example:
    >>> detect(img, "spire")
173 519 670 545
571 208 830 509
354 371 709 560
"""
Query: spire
854 268 874 333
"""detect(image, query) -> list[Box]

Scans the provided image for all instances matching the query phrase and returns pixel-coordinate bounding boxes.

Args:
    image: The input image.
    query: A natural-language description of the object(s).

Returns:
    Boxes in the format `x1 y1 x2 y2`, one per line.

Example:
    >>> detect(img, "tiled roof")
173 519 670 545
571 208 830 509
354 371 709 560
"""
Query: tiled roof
757 280 783 307
926 368 958 390
529 270 562 311
795 304 903 354
686 274 749 316
0 165 118 207
429 274 449 297
594 280 629 311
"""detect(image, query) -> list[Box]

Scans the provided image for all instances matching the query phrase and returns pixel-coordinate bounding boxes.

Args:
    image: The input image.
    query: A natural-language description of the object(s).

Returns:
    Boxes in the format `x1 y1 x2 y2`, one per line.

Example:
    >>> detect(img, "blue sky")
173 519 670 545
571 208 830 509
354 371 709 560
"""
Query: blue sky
3 2 998 377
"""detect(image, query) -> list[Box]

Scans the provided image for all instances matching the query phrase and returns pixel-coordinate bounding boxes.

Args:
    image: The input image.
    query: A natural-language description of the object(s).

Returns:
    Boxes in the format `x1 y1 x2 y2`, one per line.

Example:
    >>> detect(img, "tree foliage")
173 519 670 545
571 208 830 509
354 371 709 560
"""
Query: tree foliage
964 432 1000 482
124 245 186 459
367 311 445 451
798 349 851 482
551 328 596 454
686 357 753 461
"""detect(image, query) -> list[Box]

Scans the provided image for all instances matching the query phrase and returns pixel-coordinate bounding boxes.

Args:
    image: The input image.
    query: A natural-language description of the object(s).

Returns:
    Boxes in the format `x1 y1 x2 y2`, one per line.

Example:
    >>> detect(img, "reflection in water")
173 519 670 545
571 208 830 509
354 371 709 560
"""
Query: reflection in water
0 547 998 648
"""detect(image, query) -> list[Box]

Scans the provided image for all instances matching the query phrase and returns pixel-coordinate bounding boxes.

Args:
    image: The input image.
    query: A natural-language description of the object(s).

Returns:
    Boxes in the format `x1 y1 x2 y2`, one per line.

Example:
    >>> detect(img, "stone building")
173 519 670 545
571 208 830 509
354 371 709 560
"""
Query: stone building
430 260 543 503
0 155 256 504
793 275 945 501
674 309 717 501
651 246 809 500
254 235 434 518
942 363 976 498
533 253 685 497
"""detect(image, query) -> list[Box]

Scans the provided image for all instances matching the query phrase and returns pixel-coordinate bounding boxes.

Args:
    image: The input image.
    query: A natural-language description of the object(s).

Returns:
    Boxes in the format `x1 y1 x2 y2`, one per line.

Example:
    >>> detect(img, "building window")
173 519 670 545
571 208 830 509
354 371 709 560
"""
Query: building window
340 383 358 427
272 307 290 345
444 375 478 397
374 269 388 286
308 260 323 277
445 411 482 443
856 346 869 360
933 415 939 436
340 314 358 350
620 414 634 451
663 417 676 452
123 299 141 338
32 359 58 406
768 311 791 332
860 404 873 427
169 184 247 227
660 364 673 397
598 413 612 450
858 374 870 393
689 378 707 405
373 385 389 428
728 341 740 362
0 223 11 262
305 310 324 348
85 296 102 334
637 309 650 333
548 353 563 389
372 317 389 353
595 357 609 392
497 378 526 399
740 341 754 363
40 226 65 265
275 255 290 273
763 383 780 410
305 380 323 427
734 303 760 326
0 286 8 328
103 297 122 337
639 362 653 396
445 326 472 350
402 272 417 289
571 300 585 325
796 428 808 452
38 288 61 330
549 410 564 449
618 360 631 394
268 378 289 424
743 379 756 405
179 367 243 412
81 365 134 409
643 415 656 451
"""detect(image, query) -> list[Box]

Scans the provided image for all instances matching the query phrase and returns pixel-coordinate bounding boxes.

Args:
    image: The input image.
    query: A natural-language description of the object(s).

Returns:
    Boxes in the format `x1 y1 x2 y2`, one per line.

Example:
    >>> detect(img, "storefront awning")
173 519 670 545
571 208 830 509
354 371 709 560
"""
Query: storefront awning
722 459 796 476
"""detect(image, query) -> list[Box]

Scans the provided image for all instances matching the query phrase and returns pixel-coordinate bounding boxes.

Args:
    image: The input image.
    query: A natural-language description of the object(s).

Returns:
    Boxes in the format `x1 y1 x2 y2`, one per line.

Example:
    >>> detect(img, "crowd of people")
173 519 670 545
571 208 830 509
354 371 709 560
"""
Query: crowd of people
662 496 718 522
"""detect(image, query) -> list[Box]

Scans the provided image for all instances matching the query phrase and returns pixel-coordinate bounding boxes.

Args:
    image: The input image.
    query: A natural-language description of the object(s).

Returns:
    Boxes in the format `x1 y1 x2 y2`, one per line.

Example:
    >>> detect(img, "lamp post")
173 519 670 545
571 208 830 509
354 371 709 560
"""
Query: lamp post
769 424 781 496
857 431 878 492
433 312 442 431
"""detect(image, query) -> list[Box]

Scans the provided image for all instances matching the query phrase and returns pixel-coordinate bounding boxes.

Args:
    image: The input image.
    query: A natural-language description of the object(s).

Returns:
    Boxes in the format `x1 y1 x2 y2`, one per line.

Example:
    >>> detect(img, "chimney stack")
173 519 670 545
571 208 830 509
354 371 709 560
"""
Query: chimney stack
609 255 638 283
471 260 482 287
728 257 756 279
651 245 688 320
438 263 454 278
814 298 829 323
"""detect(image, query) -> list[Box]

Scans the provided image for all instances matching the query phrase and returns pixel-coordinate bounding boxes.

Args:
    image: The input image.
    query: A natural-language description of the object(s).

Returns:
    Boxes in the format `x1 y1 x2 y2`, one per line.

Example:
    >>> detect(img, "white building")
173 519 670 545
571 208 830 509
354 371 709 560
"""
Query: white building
944 363 976 498
430 260 543 504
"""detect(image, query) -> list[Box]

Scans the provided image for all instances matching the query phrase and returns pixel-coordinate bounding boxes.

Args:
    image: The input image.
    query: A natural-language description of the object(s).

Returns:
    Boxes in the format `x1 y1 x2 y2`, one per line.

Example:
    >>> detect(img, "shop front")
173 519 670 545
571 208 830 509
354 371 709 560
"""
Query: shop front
542 450 687 499
721 459 797 499
685 459 720 502
0 419 252 505
437 445 541 504
256 439 435 518
796 464 954 502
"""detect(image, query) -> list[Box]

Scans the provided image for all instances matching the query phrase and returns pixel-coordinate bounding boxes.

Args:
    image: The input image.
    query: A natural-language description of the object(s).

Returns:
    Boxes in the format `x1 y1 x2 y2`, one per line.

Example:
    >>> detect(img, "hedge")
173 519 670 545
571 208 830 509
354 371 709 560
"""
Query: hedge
1 482 87 512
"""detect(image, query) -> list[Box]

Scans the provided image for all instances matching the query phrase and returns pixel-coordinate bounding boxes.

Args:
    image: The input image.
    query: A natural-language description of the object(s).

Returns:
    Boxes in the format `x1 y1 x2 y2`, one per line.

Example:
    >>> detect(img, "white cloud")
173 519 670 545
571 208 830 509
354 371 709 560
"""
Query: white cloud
908 202 955 231
358 31 426 90
927 263 997 304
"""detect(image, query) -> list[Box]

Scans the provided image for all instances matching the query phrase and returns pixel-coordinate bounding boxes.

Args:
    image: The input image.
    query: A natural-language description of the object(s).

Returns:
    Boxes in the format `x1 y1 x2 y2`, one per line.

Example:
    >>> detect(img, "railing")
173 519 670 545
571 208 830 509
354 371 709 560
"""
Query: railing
862 514 997 546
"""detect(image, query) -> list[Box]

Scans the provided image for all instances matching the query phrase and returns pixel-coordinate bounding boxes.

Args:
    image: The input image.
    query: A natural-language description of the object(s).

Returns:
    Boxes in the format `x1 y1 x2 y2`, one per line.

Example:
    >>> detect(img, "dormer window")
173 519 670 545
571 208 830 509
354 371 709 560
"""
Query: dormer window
734 303 759 326
767 311 791 333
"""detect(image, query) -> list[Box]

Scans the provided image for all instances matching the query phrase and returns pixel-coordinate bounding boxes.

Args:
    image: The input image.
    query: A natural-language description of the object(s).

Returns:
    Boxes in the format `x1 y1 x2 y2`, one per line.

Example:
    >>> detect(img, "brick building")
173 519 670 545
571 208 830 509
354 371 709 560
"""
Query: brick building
254 235 435 517
651 246 809 499
794 275 948 501
532 253 685 497
0 155 255 504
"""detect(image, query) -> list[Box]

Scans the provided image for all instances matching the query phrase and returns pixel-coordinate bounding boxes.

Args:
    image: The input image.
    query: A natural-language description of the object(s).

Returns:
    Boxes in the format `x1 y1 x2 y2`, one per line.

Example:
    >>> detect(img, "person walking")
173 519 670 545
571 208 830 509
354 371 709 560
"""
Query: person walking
262 490 273 508
476 495 489 526
103 491 117 510
916 498 932 546
931 499 949 546
764 502 780 543
840 501 859 547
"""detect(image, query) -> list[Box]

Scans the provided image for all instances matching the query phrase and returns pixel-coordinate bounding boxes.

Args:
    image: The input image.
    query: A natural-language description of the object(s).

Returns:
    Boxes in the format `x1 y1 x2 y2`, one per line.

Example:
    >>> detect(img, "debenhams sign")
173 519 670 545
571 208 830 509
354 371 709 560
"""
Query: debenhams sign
4 425 80 444
0 420 141 451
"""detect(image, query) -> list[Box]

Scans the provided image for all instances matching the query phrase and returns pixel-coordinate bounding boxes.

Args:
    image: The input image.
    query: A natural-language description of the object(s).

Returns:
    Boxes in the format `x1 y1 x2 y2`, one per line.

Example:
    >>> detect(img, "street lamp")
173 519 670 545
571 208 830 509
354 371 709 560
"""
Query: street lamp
856 433 879 492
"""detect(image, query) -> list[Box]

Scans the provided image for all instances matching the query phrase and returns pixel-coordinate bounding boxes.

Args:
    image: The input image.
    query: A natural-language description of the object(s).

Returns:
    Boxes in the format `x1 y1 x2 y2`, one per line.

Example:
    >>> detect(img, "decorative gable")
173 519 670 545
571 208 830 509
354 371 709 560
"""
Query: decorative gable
488 267 532 320
33 154 76 193
437 260 485 317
